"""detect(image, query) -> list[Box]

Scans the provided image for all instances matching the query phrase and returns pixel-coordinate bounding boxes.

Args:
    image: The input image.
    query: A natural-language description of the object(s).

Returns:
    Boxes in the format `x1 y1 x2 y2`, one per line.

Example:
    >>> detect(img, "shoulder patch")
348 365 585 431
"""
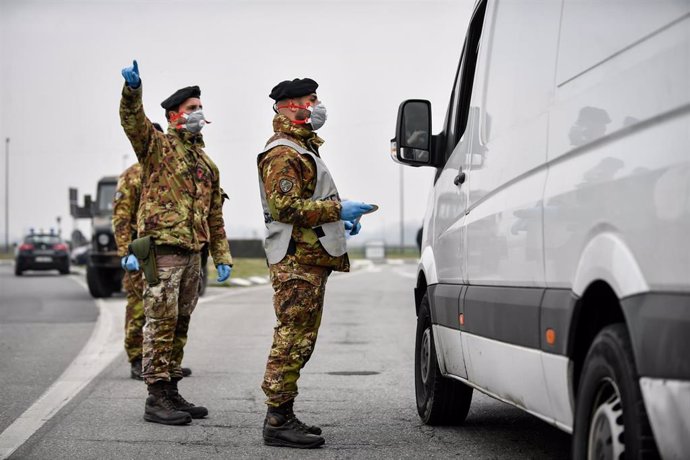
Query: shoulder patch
114 191 123 201
279 179 294 193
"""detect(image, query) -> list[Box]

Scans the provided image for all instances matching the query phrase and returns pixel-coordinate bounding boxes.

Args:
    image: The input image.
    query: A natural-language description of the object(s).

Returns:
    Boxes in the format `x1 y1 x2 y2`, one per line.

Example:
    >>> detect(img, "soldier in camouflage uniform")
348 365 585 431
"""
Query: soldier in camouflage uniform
119 60 233 426
112 156 193 381
258 78 373 448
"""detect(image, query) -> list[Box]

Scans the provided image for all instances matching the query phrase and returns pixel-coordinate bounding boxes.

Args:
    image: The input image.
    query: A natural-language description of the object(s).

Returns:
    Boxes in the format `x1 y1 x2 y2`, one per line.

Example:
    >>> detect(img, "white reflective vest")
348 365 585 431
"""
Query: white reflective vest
257 139 347 265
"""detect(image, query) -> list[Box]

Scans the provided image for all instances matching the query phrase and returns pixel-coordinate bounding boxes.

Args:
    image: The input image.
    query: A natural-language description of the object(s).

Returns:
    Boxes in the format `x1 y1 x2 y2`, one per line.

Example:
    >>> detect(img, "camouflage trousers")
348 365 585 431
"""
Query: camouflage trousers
123 270 146 362
262 263 330 407
142 252 201 385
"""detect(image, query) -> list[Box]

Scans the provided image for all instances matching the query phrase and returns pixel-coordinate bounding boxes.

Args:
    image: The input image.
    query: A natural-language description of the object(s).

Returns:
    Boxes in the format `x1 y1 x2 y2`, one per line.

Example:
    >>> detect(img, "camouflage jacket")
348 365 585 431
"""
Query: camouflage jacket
112 162 142 258
258 114 349 273
119 84 232 266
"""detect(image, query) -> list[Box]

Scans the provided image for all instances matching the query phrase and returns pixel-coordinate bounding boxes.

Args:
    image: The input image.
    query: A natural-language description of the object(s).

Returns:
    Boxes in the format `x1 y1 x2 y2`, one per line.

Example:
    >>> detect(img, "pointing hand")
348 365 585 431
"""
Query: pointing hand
340 200 373 222
121 60 141 88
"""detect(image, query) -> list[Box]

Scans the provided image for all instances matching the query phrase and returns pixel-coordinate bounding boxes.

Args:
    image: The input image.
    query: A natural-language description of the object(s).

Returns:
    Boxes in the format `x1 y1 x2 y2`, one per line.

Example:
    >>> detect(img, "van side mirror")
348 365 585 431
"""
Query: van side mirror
392 100 438 167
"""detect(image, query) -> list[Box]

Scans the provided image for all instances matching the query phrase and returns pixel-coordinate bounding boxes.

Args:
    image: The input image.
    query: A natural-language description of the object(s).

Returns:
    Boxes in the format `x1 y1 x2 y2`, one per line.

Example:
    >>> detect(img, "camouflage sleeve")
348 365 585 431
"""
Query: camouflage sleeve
119 83 162 166
261 147 341 227
208 176 233 266
112 170 140 257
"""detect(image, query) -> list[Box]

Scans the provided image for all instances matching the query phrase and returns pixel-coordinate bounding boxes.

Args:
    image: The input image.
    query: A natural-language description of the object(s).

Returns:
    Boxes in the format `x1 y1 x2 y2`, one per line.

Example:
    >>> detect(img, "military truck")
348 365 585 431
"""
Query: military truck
70 177 209 299
70 177 121 298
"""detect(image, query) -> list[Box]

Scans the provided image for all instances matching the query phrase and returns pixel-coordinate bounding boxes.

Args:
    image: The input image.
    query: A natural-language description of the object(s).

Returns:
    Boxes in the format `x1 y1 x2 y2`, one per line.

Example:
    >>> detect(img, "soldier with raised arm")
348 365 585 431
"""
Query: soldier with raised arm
119 60 232 426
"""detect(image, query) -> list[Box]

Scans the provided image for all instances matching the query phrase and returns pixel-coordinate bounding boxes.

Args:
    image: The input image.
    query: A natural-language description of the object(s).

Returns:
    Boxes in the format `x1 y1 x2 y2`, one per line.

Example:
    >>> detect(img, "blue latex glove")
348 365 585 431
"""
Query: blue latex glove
340 200 373 222
121 254 140 272
216 264 232 282
121 60 141 88
343 220 362 236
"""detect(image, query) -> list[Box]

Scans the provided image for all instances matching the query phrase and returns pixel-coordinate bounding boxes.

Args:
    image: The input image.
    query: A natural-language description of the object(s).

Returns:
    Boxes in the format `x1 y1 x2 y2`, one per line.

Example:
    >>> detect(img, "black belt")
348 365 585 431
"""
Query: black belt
156 244 193 256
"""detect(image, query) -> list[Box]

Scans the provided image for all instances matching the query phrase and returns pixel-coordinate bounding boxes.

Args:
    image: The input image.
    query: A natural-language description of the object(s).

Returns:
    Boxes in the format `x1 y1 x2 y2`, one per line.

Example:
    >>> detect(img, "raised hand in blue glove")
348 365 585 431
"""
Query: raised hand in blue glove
121 60 141 88
343 220 362 236
216 264 232 282
121 254 140 272
340 200 373 222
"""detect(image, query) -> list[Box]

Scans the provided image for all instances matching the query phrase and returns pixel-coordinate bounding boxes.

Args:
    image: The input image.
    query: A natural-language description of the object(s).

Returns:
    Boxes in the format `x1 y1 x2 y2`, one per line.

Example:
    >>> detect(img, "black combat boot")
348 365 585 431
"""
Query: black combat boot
181 367 192 377
165 378 208 419
263 404 325 449
144 381 192 425
282 400 322 435
130 357 143 381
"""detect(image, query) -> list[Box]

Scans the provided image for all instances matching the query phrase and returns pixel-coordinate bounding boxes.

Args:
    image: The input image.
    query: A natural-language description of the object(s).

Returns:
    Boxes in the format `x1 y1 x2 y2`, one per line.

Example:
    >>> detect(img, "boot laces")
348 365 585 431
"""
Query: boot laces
169 391 194 408
285 414 310 433
158 394 179 412
284 408 314 433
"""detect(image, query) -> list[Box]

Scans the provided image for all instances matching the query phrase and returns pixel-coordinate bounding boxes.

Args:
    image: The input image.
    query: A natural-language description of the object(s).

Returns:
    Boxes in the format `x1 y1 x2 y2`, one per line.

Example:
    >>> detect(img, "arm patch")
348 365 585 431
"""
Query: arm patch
279 178 294 193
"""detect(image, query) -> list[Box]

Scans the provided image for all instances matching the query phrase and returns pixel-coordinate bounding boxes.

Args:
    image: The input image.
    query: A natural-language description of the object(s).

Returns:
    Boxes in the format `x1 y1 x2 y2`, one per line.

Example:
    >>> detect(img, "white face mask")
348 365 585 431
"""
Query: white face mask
308 102 327 130
182 110 208 133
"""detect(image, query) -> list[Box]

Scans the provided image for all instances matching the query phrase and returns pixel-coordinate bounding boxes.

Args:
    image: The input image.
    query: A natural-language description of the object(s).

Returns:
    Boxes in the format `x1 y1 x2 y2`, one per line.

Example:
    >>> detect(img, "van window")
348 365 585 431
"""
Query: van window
443 0 487 161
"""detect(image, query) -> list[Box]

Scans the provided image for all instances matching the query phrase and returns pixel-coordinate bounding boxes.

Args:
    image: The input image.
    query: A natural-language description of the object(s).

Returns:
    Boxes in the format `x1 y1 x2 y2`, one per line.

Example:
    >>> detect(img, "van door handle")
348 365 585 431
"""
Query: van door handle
454 171 466 186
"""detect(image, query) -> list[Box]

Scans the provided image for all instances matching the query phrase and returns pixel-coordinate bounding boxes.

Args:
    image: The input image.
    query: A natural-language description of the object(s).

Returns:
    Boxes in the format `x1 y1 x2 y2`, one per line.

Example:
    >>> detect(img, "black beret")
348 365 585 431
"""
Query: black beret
269 78 318 101
160 85 201 111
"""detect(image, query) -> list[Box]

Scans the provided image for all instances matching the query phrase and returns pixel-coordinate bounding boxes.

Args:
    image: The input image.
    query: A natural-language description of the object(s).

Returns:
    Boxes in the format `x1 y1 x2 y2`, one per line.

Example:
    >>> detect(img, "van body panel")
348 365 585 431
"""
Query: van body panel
434 325 468 379
462 332 553 418
418 247 438 286
546 10 690 291
463 0 558 287
557 1 690 85
640 378 690 460
570 233 649 298
462 285 543 349
432 124 472 285
544 112 690 291
541 352 573 431
622 293 690 380
465 167 547 286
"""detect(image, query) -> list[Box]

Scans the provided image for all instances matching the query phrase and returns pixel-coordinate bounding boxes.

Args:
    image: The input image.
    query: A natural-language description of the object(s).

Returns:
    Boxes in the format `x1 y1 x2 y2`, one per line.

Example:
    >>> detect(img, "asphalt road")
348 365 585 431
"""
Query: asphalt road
0 263 97 435
3 261 571 459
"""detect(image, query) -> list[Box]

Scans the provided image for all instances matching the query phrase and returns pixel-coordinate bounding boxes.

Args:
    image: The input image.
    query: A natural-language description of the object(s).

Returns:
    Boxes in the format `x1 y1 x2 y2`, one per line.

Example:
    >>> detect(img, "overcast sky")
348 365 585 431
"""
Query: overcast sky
0 0 473 247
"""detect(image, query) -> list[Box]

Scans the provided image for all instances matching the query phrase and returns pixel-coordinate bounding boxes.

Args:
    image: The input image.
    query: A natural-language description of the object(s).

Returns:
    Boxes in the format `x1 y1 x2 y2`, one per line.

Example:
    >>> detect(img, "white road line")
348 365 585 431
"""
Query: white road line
0 276 122 459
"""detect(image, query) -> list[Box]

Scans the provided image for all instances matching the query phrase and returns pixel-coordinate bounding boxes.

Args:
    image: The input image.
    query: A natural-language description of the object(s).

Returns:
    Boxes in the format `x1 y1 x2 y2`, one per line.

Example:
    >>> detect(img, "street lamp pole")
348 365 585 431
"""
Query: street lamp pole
4 138 9 253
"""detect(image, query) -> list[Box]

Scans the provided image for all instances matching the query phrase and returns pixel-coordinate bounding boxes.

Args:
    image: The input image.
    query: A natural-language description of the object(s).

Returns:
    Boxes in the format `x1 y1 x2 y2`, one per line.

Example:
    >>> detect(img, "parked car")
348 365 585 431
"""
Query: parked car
391 1 689 458
15 232 70 276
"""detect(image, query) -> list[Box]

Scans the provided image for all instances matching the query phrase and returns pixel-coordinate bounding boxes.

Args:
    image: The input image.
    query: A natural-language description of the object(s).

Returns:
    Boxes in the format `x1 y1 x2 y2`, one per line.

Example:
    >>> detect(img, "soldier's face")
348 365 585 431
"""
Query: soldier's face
293 94 319 121
170 98 203 126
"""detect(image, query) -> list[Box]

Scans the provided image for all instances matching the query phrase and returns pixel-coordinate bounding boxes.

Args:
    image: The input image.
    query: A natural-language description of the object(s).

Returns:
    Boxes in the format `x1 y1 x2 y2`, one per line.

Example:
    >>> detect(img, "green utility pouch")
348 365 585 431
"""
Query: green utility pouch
128 236 160 286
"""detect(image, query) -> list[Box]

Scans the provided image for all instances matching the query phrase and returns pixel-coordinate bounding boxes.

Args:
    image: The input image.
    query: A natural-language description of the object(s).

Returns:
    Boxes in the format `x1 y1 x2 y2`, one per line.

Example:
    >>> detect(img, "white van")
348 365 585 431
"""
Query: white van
391 1 690 458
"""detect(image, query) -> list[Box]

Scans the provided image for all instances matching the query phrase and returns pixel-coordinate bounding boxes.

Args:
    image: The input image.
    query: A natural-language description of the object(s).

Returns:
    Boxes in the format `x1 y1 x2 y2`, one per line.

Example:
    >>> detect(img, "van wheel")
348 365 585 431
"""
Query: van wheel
14 265 23 276
572 324 660 459
415 292 473 425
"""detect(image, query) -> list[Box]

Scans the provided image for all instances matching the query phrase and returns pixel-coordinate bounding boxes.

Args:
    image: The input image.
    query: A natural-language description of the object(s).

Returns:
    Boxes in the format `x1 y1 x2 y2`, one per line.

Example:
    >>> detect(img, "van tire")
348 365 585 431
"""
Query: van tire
415 292 473 426
572 324 660 459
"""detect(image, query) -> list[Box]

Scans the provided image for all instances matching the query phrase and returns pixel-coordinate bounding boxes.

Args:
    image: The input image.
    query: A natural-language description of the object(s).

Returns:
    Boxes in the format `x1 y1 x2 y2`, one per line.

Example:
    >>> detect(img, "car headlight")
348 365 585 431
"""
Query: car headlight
97 233 110 246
